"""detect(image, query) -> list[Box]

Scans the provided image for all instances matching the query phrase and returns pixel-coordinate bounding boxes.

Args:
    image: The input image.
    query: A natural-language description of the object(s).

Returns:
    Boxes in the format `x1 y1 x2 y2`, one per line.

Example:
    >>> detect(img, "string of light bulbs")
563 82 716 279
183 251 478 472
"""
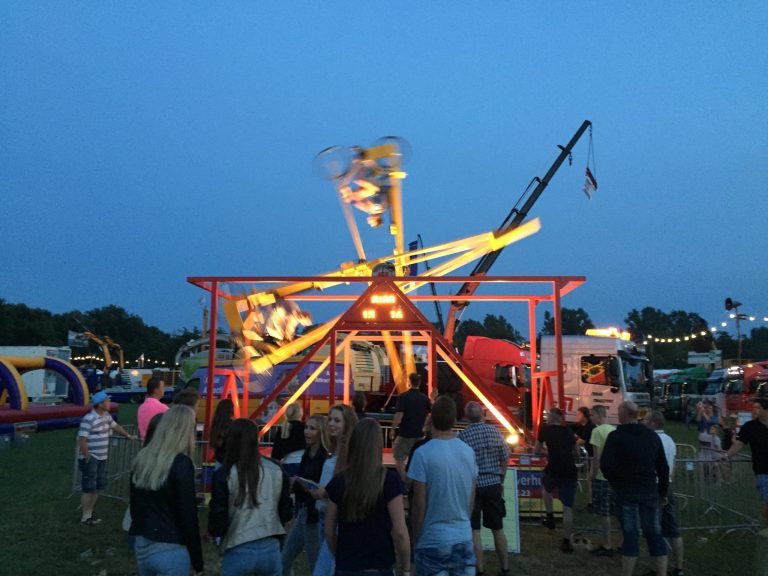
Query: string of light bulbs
639 314 768 345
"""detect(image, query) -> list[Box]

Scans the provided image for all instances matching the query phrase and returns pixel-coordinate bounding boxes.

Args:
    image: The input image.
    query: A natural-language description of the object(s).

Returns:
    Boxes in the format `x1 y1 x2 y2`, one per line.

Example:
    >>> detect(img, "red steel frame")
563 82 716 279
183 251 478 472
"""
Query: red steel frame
187 274 585 444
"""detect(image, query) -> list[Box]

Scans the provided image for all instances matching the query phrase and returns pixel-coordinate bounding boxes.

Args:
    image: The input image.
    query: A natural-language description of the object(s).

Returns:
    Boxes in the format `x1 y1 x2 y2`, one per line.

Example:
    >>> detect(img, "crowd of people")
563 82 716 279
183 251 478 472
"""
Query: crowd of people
74 375 768 576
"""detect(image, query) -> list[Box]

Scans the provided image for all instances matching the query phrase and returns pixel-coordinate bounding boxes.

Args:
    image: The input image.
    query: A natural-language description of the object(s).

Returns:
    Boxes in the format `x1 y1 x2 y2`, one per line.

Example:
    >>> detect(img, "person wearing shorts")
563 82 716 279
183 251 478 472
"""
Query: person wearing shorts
534 407 577 553
78 391 135 525
458 401 510 575
589 405 616 557
392 373 431 480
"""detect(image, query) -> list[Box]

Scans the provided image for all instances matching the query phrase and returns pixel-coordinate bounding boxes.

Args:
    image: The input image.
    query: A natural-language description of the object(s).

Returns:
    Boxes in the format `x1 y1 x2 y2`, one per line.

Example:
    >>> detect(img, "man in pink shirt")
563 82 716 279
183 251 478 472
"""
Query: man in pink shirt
137 377 169 439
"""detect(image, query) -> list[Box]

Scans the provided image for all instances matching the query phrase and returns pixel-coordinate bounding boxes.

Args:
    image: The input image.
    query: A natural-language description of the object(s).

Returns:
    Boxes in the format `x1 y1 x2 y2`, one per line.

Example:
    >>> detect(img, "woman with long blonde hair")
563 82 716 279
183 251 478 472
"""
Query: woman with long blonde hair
129 405 203 576
325 418 410 576
310 404 358 576
271 402 306 463
281 414 330 576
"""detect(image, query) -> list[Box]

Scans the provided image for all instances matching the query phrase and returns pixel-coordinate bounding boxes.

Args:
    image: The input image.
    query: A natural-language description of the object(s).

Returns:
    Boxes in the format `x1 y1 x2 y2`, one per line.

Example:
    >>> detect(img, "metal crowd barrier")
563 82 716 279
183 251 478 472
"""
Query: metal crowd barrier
672 450 761 532
70 424 141 501
569 443 762 534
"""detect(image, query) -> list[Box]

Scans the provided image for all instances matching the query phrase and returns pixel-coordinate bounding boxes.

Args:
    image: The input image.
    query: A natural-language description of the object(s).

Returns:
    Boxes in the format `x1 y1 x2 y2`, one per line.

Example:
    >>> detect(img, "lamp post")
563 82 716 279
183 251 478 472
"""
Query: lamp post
725 298 747 365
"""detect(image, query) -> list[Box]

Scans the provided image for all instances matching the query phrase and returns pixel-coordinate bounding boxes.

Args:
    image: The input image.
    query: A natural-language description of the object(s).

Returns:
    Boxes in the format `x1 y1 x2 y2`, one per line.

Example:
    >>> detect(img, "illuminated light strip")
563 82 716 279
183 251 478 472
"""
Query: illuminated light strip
586 327 631 340
260 357 330 437
436 346 516 435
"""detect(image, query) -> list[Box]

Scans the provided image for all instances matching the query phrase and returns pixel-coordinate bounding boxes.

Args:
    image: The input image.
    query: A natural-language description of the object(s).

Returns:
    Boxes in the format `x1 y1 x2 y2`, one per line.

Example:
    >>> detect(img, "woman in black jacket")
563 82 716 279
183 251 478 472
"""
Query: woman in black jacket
271 403 306 465
130 405 203 576
281 414 329 576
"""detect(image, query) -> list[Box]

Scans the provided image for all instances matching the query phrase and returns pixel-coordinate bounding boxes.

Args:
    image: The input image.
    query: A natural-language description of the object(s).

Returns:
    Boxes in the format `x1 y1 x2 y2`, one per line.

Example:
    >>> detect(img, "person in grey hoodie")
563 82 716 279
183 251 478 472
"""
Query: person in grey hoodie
601 401 669 576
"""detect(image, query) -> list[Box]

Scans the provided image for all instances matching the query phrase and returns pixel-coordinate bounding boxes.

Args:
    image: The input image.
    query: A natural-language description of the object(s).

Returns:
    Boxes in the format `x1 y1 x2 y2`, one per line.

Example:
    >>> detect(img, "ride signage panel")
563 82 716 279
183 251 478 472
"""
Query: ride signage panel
480 469 521 553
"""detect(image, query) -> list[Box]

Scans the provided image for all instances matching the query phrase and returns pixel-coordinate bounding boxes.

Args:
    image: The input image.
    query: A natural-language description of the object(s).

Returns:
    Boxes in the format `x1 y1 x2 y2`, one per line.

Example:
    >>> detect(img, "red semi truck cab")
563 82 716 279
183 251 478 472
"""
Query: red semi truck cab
461 336 531 411
724 361 768 415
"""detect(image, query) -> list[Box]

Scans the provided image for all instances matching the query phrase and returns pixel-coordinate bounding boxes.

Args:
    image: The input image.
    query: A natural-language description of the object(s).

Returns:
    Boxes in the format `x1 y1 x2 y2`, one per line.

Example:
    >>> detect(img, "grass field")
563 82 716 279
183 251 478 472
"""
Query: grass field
0 407 766 576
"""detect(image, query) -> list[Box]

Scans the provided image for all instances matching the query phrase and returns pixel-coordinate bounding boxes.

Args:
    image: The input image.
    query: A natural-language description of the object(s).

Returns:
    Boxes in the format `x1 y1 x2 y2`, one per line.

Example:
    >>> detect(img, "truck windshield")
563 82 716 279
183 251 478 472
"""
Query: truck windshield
622 357 649 393
704 382 721 395
725 378 743 394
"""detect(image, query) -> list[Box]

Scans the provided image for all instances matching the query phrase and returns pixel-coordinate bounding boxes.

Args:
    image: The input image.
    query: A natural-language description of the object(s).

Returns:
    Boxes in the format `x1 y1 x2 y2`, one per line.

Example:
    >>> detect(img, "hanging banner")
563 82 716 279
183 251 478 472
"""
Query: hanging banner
67 331 89 347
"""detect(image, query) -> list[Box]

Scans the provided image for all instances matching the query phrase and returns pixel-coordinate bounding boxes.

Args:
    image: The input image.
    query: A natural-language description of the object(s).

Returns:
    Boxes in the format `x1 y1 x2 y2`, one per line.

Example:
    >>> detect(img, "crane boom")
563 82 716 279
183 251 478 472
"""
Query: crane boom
443 120 592 343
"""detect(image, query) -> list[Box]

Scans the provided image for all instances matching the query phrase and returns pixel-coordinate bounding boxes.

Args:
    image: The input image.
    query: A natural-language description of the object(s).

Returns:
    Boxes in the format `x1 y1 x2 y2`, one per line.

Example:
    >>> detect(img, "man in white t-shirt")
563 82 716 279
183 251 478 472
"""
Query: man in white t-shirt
589 405 616 556
647 410 684 576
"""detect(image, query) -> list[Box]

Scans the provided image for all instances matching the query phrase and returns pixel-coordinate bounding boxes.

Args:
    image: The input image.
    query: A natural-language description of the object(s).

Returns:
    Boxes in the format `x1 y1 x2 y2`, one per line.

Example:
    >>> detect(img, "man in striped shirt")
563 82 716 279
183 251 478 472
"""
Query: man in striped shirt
458 401 510 576
78 391 135 525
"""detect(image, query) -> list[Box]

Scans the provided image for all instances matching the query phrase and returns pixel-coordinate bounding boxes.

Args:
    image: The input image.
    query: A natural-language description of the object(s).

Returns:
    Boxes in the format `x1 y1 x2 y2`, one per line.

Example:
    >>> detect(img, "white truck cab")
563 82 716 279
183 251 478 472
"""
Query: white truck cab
540 335 652 424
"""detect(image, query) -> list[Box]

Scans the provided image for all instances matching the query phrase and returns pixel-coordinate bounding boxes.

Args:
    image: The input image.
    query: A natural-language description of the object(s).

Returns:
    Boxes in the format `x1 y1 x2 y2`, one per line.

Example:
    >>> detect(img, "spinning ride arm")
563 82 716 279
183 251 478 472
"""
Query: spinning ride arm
443 120 592 344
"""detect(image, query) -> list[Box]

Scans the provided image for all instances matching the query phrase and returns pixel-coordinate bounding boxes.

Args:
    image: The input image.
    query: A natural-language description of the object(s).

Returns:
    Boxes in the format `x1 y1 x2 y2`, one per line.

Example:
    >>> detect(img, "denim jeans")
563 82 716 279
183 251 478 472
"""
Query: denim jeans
282 506 321 576
617 492 666 557
134 536 190 576
223 536 282 576
414 541 476 576
313 539 336 576
312 510 335 576
756 474 768 504
336 570 395 576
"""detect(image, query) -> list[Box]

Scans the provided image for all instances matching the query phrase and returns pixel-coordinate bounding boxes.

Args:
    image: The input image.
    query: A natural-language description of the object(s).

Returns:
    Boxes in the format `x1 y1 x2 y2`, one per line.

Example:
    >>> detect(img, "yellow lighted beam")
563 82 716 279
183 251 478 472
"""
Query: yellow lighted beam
402 330 416 383
436 346 518 435
341 200 366 262
382 331 407 392
259 336 353 436
246 219 541 374
389 175 404 258
242 218 540 306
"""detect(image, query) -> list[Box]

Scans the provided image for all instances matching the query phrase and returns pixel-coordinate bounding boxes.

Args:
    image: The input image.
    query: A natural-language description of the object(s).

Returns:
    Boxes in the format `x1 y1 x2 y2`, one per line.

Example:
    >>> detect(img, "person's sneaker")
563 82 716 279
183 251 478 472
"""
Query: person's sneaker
589 546 613 557
80 516 102 526
669 569 685 576
542 516 556 530
560 538 574 553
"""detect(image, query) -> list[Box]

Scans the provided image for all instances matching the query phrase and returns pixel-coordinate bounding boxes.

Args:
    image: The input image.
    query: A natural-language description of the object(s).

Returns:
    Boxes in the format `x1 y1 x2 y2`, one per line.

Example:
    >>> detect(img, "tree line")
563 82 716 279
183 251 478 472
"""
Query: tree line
0 299 199 368
1 298 766 369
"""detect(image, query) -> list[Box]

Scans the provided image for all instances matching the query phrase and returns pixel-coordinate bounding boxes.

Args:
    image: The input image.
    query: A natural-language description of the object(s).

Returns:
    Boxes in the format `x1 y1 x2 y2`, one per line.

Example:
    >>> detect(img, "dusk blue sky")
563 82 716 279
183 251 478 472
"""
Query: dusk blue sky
2 3 766 343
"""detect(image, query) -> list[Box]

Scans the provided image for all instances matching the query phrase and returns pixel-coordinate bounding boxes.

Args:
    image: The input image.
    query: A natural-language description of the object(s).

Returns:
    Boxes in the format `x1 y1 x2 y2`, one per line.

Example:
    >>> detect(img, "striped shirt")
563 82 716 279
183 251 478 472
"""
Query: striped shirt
78 410 116 461
458 422 509 487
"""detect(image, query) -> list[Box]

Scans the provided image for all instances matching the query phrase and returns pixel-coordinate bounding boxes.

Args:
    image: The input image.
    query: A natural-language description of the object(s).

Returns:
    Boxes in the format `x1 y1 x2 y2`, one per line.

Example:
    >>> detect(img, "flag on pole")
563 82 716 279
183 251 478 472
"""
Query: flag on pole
584 167 598 199
67 330 89 347
408 240 419 276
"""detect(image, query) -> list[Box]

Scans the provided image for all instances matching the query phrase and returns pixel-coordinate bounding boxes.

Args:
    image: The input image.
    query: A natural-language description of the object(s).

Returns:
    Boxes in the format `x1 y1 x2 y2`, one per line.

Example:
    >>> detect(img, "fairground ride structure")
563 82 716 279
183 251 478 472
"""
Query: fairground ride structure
188 122 593 445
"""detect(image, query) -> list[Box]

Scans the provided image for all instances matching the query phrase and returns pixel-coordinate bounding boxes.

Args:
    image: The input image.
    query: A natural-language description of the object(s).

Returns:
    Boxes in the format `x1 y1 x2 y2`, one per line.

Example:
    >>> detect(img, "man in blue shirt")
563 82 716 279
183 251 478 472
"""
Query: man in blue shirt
408 396 478 576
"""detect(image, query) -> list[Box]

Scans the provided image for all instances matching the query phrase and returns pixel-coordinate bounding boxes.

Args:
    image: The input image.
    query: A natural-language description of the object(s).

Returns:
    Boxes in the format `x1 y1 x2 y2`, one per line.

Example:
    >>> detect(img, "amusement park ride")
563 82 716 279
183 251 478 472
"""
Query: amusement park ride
187 122 594 446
